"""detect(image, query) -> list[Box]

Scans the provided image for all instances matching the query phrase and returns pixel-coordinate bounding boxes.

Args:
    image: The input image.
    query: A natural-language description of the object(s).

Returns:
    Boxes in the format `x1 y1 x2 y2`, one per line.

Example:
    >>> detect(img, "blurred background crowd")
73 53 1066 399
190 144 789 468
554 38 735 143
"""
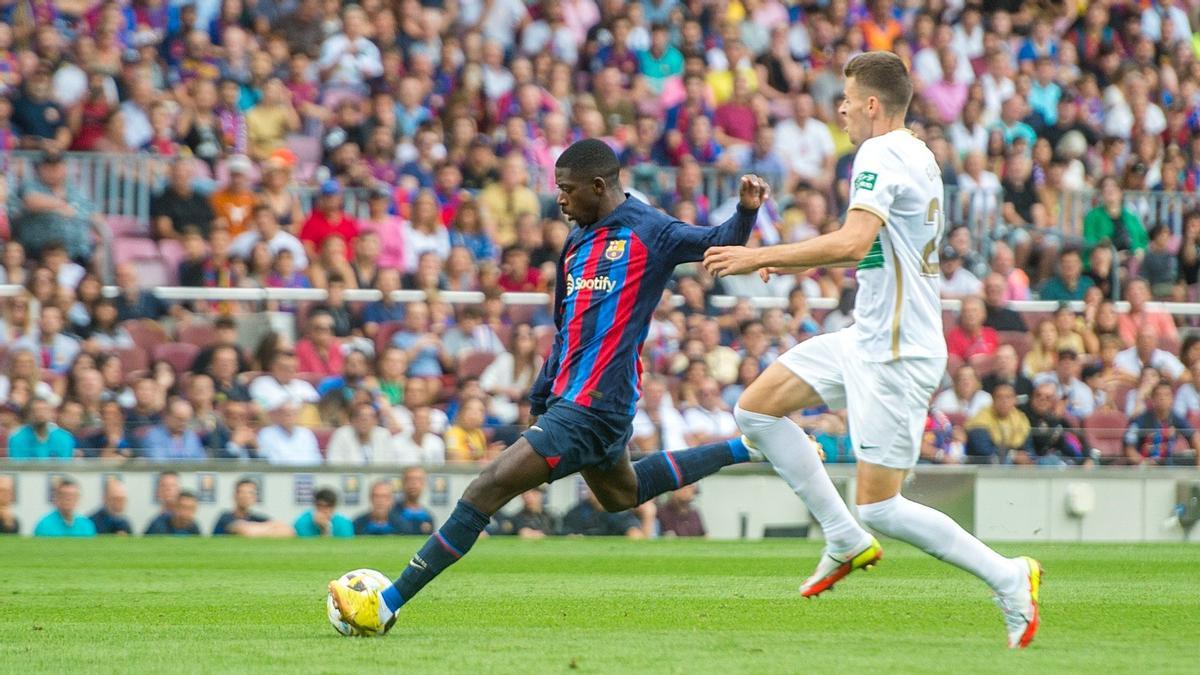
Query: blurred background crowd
2 0 1200 471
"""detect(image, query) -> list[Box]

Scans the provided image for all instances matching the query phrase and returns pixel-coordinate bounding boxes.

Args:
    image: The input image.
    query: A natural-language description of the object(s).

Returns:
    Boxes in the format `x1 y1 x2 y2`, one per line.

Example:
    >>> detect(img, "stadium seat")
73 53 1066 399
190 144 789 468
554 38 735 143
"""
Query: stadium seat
158 239 186 285
457 351 496 379
153 343 201 375
968 352 998 377
534 325 556 358
177 322 217 348
115 347 148 374
1158 335 1181 356
1082 410 1130 461
507 304 537 325
313 427 334 454
124 320 169 355
296 372 326 387
133 259 170 288
113 237 161 266
492 323 512 347
106 215 147 238
997 331 1033 361
214 158 261 185
374 320 405 355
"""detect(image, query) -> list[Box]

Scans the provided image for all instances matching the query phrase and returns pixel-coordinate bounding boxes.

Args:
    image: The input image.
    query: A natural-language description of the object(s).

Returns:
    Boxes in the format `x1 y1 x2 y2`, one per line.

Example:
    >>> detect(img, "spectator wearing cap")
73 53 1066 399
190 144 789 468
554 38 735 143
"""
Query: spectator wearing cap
10 150 102 263
210 154 257 236
938 245 982 299
258 400 323 466
1033 348 1096 421
1019 383 1087 466
965 383 1031 464
364 188 405 269
294 487 355 537
231 204 308 270
34 479 96 537
150 158 216 239
299 179 359 261
140 398 207 461
7 397 76 460
1124 382 1200 466
1038 247 1093 302
1115 325 1186 384
945 297 998 362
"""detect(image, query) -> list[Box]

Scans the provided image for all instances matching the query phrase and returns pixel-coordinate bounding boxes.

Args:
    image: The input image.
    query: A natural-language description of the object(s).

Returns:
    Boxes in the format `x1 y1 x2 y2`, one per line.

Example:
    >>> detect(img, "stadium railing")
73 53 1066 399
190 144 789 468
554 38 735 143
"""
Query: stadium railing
11 151 1200 239
6 284 1200 318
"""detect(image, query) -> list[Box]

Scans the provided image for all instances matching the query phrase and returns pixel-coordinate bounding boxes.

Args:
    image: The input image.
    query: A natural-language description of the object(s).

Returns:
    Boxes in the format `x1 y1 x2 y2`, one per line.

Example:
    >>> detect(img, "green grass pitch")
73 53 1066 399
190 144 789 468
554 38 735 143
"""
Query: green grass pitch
1 537 1197 674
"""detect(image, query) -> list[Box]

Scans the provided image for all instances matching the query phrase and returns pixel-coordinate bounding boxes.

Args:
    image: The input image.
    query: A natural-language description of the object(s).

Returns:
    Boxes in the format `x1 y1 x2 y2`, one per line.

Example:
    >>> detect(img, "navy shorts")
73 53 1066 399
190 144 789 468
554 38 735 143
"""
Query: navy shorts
522 400 634 482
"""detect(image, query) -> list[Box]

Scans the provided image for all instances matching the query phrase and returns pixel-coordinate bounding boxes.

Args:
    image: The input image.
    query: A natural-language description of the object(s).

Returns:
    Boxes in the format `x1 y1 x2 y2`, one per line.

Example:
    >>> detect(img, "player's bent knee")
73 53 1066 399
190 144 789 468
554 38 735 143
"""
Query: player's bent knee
595 489 638 513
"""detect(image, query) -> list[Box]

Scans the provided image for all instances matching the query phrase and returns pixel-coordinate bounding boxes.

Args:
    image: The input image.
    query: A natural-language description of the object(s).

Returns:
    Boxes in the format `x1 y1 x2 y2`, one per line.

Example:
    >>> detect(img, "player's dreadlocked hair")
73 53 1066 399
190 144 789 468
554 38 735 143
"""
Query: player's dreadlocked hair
556 138 621 184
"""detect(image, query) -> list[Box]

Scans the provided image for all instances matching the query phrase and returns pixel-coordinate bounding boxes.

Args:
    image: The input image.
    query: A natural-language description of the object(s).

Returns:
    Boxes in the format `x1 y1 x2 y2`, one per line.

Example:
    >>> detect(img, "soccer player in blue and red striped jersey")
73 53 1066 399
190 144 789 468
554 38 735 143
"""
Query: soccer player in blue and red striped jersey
330 139 769 633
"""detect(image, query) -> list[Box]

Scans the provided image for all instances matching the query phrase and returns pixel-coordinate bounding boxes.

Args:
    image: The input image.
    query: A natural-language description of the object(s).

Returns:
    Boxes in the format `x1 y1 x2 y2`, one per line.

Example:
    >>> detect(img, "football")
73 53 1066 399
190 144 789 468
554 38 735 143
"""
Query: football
326 568 392 637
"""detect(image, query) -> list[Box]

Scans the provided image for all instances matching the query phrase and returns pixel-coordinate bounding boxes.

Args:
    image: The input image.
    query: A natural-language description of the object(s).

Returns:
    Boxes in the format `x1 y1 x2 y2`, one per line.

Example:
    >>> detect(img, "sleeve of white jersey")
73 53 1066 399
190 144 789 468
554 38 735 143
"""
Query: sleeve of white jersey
846 140 897 226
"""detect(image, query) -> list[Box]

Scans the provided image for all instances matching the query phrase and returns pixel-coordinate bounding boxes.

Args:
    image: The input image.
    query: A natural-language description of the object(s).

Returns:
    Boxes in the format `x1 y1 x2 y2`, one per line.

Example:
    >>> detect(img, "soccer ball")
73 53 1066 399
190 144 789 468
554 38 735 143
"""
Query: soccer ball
327 568 392 637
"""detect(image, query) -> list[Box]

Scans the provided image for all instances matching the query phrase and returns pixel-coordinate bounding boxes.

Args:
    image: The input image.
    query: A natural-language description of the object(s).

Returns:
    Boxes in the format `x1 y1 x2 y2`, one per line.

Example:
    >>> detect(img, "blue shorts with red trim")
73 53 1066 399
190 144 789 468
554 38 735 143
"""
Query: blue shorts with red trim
522 399 634 482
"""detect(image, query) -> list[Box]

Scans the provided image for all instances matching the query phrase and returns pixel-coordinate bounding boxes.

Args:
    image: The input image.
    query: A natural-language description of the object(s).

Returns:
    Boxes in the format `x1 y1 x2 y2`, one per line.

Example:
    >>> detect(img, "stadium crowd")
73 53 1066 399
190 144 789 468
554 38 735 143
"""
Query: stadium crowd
2 0 1200 469
0 468 702 537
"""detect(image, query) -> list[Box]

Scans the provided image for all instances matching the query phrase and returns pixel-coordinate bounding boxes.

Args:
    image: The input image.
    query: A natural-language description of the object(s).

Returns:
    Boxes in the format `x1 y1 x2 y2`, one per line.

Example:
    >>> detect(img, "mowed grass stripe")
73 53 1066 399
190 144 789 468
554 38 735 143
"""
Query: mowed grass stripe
1 539 1197 674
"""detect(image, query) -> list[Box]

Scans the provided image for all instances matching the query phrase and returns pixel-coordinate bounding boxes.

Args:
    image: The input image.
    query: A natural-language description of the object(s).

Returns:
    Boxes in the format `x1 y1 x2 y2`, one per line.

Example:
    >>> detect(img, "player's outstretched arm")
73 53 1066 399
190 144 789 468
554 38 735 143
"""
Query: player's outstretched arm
659 175 768 264
703 208 884 278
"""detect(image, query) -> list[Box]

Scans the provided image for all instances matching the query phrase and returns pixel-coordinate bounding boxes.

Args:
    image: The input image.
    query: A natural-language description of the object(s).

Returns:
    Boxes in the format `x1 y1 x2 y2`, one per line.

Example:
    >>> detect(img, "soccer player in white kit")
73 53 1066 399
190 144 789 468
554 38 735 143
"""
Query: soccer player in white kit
704 52 1042 649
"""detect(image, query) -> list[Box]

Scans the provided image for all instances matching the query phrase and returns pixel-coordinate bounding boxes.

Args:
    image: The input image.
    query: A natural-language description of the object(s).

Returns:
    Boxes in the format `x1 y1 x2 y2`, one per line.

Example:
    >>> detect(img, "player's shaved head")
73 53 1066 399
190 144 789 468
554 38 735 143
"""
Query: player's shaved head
843 51 913 117
554 139 625 226
556 138 620 182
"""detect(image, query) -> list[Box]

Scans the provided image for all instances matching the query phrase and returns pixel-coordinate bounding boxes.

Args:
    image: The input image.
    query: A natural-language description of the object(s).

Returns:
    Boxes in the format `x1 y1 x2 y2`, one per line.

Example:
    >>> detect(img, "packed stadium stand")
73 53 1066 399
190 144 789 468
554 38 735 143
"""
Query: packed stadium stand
1 0 1200 477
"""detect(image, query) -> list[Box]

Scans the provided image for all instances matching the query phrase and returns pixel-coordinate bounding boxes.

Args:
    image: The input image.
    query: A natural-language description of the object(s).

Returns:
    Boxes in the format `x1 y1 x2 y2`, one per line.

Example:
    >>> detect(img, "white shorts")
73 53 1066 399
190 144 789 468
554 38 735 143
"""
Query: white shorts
776 329 945 470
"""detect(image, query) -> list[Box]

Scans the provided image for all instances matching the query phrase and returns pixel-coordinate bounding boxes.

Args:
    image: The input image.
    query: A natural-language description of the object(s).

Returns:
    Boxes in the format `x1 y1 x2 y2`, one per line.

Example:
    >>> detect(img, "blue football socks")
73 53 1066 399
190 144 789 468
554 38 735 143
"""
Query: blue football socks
633 438 749 505
381 499 491 612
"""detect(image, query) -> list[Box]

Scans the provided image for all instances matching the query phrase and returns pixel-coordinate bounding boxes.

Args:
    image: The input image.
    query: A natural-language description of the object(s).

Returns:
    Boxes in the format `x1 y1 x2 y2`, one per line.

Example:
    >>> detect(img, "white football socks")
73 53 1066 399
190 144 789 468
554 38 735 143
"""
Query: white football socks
734 406 872 555
857 494 1024 596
